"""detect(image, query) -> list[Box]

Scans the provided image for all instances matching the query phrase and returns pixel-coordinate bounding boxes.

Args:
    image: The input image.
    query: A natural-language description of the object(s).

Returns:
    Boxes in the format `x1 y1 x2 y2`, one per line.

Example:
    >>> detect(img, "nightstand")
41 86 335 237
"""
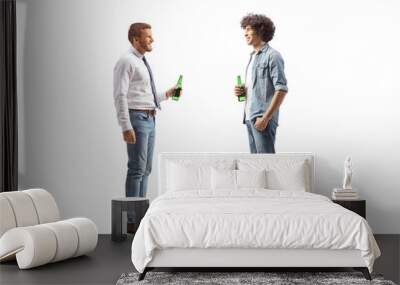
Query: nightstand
111 197 149 241
332 199 366 219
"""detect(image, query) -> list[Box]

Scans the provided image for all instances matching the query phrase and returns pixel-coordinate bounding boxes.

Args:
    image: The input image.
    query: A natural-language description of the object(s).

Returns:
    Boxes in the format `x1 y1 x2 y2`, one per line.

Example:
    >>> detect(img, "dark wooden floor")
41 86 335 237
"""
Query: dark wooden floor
0 234 398 285
0 235 133 285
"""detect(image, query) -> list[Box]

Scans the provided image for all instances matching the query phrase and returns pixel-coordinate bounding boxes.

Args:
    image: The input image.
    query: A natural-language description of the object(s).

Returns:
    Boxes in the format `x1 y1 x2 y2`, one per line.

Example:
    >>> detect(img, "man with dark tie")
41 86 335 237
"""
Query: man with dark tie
113 23 178 232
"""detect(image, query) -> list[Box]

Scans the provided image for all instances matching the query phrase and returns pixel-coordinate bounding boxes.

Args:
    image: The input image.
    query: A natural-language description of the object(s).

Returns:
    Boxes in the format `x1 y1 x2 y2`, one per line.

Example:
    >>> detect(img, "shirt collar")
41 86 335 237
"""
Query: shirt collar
131 46 144 59
250 42 269 55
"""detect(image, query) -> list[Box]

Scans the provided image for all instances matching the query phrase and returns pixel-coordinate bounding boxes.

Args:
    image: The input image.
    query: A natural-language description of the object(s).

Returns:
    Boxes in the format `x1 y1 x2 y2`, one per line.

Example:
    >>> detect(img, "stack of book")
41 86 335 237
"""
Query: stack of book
332 188 359 200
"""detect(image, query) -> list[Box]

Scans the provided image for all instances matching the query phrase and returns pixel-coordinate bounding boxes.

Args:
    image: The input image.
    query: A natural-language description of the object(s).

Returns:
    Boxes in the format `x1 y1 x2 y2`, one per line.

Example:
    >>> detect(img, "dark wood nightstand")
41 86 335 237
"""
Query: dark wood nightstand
111 197 149 241
332 199 366 219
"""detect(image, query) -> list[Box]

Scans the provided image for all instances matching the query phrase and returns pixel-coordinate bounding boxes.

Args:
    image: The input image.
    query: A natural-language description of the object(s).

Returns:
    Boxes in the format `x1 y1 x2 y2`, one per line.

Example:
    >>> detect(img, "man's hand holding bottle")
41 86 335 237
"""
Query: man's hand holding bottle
165 85 183 98
234 75 246 102
234 85 246 99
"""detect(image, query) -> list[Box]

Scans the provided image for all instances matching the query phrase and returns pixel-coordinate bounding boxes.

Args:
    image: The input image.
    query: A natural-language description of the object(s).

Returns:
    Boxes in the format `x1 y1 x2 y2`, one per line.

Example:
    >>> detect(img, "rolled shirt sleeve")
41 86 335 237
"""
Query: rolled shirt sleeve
113 59 133 132
269 52 288 93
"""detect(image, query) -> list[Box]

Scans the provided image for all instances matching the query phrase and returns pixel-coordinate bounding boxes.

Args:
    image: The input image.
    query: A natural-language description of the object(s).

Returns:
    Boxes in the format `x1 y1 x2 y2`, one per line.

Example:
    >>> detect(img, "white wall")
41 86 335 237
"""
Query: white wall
17 0 400 233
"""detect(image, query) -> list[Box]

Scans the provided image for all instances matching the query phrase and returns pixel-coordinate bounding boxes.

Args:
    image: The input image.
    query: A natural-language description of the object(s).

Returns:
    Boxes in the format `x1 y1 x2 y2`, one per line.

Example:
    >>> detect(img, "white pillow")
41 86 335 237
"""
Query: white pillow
237 159 310 192
166 159 235 192
266 162 307 191
167 163 210 191
210 168 268 190
236 169 267 189
211 168 236 190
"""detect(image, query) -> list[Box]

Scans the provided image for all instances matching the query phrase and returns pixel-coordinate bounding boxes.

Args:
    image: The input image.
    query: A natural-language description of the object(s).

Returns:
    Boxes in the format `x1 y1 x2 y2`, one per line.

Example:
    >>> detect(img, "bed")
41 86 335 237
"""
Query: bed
131 152 381 280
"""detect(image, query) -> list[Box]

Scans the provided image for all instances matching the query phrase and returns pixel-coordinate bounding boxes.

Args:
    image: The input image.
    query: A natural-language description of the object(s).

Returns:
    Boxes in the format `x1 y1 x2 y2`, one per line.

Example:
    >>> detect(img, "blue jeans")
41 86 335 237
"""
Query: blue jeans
245 118 277 153
125 110 155 222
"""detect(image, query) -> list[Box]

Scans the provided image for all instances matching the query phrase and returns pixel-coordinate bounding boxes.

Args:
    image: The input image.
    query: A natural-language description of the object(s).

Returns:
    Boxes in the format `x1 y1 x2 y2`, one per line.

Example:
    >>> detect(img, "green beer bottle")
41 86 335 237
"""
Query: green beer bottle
172 75 183 101
236 75 246 102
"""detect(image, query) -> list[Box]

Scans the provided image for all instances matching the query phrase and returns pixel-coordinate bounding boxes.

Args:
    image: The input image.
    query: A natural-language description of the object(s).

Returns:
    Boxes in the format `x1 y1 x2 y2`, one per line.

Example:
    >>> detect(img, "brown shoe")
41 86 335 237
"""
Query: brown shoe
127 223 136 234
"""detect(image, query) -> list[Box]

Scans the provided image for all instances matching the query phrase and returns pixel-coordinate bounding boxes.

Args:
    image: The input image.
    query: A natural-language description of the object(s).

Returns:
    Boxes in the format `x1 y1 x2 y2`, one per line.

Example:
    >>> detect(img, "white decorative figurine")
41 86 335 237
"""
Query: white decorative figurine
342 156 353 190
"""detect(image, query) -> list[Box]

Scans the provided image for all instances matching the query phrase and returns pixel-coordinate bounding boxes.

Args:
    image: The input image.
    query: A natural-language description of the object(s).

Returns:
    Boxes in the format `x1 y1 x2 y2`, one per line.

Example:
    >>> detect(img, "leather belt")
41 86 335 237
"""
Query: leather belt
130 109 156 116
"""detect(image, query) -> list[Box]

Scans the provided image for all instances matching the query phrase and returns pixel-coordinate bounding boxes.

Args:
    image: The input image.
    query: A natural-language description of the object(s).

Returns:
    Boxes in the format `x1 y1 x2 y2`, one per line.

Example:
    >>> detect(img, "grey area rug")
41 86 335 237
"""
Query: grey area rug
116 271 396 285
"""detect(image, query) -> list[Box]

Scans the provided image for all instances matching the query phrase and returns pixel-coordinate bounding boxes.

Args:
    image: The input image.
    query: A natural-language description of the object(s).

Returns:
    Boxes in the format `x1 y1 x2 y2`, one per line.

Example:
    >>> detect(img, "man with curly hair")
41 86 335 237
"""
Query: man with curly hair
235 14 288 153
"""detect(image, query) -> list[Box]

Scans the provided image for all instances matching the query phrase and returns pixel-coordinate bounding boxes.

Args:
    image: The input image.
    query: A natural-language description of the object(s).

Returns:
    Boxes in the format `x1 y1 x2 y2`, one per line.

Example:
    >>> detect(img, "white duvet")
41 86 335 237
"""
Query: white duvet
131 190 380 273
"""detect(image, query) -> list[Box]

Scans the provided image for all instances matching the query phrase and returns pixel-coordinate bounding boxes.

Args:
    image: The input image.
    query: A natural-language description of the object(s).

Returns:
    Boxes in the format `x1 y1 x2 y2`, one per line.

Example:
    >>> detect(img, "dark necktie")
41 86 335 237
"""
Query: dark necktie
142 56 160 109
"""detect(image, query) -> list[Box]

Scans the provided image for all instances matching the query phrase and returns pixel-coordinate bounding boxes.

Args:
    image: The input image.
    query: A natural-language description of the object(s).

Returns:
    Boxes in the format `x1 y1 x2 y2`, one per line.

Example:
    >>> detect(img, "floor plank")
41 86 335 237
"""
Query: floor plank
0 235 133 285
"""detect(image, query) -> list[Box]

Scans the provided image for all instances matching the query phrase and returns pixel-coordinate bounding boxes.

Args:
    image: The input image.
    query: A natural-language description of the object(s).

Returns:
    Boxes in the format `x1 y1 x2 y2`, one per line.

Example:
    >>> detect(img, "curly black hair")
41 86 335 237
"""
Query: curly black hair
240 14 275 43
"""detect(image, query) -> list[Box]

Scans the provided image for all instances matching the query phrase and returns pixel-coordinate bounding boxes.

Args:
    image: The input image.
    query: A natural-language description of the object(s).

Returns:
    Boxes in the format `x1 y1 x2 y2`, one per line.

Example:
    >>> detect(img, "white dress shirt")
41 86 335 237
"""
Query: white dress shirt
113 47 167 131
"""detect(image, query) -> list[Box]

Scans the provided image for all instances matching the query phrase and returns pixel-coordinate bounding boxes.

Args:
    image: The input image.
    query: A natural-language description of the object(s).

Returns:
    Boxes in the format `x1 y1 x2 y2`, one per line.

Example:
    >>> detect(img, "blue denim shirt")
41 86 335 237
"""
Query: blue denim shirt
244 44 288 125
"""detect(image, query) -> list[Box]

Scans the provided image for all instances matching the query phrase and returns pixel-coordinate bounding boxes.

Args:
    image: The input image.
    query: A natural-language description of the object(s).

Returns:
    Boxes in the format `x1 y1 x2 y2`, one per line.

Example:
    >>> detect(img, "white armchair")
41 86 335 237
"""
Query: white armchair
0 188 98 269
